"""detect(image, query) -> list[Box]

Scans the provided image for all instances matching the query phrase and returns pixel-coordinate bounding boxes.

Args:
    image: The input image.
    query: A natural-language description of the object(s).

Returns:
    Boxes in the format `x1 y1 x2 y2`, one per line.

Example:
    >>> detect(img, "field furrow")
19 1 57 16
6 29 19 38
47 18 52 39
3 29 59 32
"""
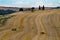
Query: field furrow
0 9 60 40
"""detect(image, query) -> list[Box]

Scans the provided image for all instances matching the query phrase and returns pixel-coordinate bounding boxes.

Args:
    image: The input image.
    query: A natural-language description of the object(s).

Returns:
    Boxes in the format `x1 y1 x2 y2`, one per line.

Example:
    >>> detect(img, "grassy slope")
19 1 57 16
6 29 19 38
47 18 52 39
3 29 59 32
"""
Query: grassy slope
0 9 60 40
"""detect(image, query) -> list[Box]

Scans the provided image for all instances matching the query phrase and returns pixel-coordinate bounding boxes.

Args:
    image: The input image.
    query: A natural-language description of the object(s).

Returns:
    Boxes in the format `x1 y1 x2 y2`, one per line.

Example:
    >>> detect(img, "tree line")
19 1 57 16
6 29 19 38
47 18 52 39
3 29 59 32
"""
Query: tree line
19 5 45 12
0 10 16 15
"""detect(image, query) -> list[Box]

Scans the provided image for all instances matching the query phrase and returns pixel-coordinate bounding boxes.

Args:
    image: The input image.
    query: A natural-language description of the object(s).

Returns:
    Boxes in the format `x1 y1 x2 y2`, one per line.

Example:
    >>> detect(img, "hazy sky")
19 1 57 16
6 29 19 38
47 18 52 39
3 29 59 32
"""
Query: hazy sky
0 0 60 7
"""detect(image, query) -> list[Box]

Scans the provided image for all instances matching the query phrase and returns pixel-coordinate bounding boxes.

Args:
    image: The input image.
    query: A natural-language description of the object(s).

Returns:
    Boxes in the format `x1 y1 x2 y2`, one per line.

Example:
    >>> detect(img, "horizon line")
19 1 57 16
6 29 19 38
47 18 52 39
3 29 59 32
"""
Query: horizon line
0 6 58 8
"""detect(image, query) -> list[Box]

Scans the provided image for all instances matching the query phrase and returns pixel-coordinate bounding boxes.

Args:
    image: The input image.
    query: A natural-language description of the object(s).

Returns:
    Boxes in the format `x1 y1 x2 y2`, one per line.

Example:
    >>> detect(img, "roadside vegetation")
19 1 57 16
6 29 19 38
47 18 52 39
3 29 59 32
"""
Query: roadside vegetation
0 15 15 26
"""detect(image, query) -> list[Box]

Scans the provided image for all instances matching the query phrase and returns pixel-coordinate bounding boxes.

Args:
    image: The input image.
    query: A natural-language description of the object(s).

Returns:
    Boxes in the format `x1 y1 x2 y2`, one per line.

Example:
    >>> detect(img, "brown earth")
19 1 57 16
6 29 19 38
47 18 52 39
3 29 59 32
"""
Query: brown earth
0 9 60 40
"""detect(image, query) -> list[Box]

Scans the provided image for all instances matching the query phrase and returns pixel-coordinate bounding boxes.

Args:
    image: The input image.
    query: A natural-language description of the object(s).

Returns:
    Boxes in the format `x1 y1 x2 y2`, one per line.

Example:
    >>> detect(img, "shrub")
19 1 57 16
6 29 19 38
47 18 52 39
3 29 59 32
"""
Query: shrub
19 8 23 11
31 7 35 12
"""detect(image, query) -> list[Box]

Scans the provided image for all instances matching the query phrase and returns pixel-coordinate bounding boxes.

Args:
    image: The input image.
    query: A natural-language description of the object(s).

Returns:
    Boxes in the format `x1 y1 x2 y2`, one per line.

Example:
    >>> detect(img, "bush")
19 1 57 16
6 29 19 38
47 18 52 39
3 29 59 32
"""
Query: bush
19 8 23 11
31 7 35 12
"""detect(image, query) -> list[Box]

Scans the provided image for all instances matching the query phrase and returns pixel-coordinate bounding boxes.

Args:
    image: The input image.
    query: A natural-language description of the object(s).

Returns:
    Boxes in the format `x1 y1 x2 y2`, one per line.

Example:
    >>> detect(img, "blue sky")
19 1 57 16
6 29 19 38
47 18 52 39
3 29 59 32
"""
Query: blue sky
0 0 60 7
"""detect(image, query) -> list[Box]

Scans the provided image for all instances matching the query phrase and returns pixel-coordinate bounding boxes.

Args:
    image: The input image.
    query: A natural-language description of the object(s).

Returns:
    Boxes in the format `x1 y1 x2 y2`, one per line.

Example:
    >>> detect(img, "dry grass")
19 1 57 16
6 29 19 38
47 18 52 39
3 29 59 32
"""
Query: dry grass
0 15 16 27
0 9 60 40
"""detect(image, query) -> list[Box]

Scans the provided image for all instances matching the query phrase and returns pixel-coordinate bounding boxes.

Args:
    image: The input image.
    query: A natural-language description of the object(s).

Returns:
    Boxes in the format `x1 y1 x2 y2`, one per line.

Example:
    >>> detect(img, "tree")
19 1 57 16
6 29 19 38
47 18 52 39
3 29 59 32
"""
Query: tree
31 7 35 12
42 5 45 10
39 5 41 10
19 8 23 11
57 6 60 8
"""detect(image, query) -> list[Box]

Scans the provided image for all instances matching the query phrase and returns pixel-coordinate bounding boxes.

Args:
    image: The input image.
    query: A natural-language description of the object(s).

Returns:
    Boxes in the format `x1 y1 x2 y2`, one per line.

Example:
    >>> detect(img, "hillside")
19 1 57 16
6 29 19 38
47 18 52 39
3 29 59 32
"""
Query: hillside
0 9 60 40
0 6 19 11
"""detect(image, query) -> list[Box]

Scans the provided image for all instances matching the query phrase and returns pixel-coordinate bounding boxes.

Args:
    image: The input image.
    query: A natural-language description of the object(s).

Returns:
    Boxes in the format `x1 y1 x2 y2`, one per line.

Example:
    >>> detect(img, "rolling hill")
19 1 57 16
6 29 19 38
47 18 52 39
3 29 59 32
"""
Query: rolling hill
0 9 60 40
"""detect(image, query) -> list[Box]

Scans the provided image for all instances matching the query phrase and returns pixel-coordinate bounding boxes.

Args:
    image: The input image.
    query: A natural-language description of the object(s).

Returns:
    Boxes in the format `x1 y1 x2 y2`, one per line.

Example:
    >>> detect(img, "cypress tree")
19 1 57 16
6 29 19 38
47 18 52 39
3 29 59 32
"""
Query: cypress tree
39 5 41 10
42 5 45 10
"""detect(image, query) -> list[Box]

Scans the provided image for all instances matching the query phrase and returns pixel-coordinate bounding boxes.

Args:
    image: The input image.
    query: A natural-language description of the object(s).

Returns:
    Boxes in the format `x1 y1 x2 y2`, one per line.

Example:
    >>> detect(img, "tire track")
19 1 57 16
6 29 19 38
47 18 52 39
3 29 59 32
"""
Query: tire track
50 14 60 40
0 13 30 40
35 14 47 40
12 13 35 40
41 14 60 40
13 13 39 40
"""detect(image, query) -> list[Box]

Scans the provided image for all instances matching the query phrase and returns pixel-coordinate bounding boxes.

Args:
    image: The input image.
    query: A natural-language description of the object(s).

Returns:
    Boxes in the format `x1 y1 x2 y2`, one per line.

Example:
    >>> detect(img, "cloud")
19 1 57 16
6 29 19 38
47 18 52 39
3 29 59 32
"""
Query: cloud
0 1 33 7
0 0 60 7
46 3 60 7
13 1 32 7
11 1 44 7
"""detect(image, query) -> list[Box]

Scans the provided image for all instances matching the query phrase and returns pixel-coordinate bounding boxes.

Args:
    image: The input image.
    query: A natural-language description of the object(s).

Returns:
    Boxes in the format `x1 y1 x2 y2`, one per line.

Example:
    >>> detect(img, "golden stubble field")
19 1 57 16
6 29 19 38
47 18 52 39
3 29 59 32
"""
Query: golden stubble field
0 9 60 40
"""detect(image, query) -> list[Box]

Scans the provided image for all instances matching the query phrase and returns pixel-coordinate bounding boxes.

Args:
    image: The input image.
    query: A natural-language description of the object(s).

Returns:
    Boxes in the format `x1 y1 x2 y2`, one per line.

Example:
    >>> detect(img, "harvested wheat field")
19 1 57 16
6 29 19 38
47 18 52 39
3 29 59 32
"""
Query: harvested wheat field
0 9 60 40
